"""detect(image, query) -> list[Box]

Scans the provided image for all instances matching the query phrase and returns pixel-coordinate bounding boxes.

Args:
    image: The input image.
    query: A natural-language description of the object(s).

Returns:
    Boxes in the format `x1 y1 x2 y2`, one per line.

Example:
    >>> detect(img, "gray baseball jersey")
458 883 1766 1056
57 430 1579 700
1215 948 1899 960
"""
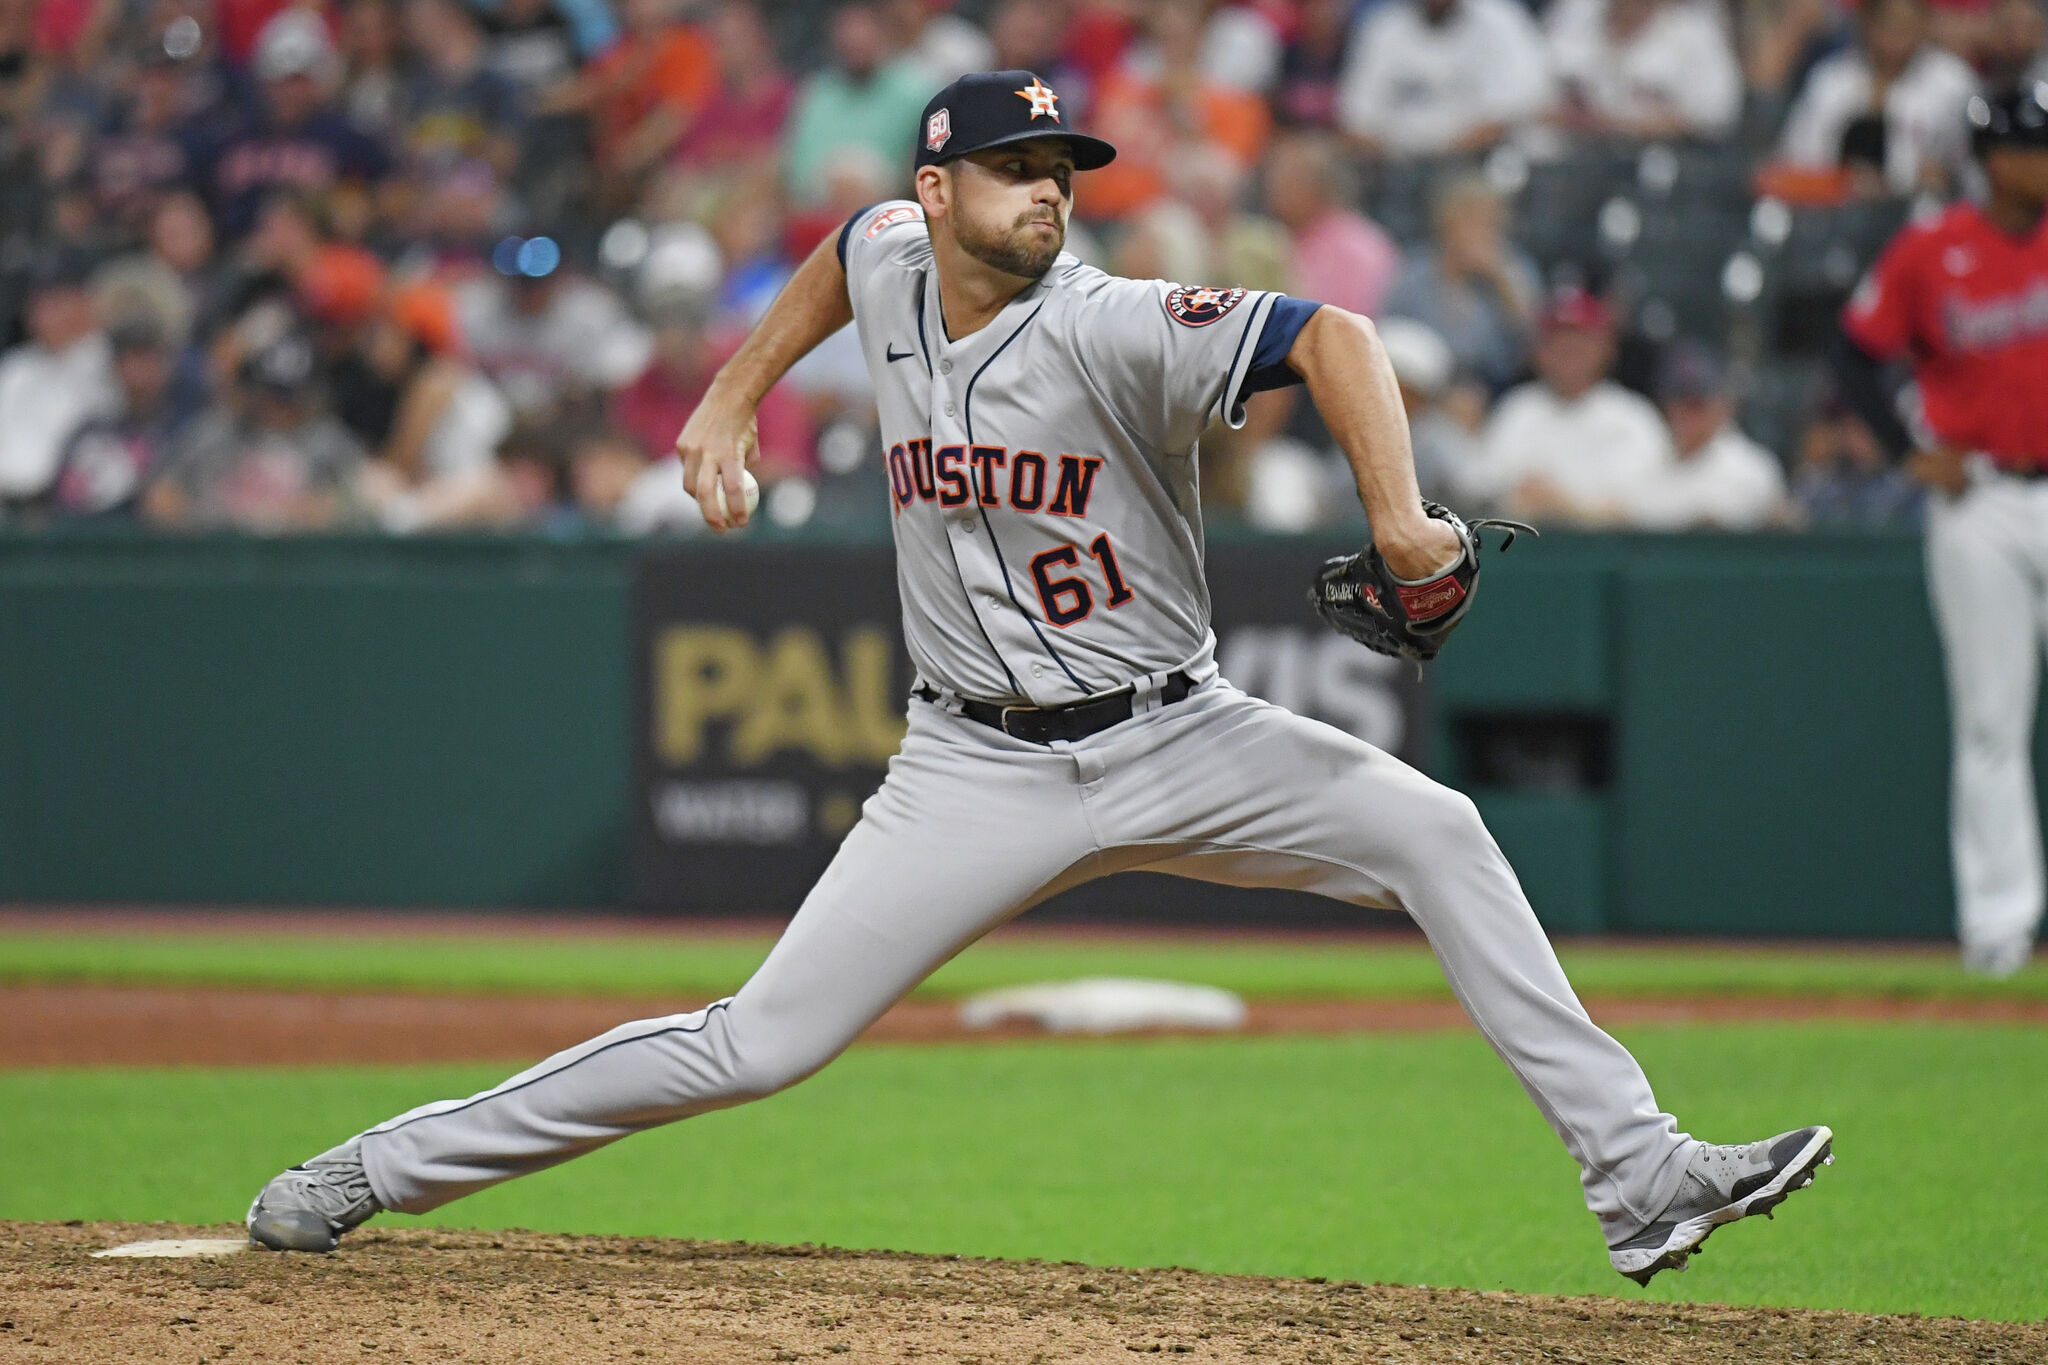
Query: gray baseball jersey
842 198 1297 706
330 205 1704 1259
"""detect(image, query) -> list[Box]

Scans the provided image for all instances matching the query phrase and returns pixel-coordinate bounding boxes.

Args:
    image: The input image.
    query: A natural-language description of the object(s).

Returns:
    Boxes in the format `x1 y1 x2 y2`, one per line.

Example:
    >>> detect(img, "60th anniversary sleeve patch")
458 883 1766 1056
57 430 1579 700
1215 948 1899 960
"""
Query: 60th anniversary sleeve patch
865 203 926 239
1164 285 1248 328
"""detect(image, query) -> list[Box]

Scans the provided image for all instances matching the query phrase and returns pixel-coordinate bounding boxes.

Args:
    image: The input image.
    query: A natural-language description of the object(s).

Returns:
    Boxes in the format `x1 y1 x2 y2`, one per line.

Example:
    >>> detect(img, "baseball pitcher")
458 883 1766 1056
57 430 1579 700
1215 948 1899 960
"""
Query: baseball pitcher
247 71 1832 1286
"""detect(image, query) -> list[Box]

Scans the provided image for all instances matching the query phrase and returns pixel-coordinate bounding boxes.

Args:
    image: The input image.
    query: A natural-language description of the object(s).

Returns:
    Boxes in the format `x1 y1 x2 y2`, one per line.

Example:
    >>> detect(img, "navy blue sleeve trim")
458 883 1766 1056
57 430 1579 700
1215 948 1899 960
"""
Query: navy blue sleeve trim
836 202 884 269
1235 296 1323 404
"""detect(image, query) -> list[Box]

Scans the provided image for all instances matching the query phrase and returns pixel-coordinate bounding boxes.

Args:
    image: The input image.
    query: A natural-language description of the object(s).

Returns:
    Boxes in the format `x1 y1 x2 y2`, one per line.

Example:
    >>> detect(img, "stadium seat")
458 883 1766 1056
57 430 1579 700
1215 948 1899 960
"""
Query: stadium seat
1750 199 1913 355
1738 355 1831 464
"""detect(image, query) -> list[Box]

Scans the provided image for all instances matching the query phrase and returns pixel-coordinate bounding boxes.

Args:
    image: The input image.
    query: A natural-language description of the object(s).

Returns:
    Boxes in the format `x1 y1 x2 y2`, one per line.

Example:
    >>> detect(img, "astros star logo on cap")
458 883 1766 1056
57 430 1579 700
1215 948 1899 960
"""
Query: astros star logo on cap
1015 77 1061 122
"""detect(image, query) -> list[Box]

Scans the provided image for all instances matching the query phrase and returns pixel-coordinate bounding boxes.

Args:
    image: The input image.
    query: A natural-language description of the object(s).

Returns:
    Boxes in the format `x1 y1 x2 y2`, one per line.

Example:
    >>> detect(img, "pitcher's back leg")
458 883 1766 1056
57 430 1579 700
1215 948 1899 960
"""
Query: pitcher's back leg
336 707 1102 1220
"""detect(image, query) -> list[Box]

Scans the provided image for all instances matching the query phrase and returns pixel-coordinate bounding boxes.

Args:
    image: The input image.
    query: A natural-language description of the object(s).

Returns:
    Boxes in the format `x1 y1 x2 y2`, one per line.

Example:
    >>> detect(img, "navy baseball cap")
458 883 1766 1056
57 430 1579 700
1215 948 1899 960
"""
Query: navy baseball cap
915 70 1116 172
1969 83 2048 156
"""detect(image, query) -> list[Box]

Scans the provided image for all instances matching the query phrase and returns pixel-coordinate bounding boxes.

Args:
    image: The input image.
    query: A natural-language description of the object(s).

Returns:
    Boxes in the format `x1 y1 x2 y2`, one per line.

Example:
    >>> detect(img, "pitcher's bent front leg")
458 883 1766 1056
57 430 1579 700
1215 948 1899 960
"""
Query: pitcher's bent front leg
1099 685 1695 1244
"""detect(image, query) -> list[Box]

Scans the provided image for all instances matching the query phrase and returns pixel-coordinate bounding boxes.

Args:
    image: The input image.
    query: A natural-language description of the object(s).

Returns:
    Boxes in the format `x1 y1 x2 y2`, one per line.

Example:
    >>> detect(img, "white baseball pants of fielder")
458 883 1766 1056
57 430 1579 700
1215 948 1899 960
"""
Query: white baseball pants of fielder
356 680 1697 1244
1926 468 2048 955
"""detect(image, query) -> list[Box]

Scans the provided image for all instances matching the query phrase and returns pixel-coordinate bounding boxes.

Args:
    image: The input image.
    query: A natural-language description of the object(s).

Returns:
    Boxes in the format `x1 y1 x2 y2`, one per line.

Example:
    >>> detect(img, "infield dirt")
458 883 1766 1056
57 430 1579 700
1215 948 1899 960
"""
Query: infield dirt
8 984 2046 1067
3 1222 2039 1365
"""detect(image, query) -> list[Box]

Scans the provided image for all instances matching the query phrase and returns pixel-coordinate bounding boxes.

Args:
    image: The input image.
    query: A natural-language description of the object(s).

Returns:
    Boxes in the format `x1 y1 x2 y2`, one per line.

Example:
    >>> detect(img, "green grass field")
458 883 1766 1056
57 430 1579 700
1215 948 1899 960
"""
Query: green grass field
3 1025 2043 1321
3 925 2043 1324
2 925 2044 1001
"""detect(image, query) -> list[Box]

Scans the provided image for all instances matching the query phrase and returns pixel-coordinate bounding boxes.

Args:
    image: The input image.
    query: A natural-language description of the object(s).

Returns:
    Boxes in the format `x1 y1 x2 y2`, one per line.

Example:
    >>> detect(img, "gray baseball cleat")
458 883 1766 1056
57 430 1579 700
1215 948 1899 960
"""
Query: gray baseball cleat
246 1137 383 1252
1608 1125 1833 1286
1962 936 2033 979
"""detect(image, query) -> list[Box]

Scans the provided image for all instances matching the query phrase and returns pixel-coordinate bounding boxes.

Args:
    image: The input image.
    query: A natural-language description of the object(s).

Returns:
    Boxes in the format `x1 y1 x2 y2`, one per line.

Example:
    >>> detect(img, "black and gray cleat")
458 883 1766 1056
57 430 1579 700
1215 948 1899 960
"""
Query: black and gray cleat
1608 1125 1834 1286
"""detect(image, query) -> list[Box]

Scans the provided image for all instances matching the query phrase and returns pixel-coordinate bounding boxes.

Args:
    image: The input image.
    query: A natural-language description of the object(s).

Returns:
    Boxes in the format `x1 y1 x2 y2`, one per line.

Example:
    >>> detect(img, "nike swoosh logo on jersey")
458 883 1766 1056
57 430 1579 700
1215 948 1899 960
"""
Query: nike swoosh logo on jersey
886 345 915 363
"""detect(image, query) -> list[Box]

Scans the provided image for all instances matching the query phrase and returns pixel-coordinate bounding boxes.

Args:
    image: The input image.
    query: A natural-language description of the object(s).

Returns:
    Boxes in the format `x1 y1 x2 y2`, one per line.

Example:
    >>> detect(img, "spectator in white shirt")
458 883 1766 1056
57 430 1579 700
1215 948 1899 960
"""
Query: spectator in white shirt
454 246 654 421
1628 341 1791 531
1778 0 1980 195
0 260 120 504
1546 0 1743 140
1202 1 1287 95
1469 287 1674 525
1111 1 1288 98
1337 0 1554 159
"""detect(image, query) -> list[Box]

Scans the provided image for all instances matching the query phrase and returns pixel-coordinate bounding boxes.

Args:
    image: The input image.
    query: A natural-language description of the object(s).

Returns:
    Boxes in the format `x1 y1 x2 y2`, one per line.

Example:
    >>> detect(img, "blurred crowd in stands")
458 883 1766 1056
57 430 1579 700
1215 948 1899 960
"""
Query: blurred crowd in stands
0 0 2041 537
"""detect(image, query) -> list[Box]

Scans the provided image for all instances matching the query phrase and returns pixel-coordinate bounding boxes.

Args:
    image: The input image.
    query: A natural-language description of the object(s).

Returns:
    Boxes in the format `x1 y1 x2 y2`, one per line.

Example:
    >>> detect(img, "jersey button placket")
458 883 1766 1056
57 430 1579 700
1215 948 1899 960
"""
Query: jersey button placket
934 343 1027 700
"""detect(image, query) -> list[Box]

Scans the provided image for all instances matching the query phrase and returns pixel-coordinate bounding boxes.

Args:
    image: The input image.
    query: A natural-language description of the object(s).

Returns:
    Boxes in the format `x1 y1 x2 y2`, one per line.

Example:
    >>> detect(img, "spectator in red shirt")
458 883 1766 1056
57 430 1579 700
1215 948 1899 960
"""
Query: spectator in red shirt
614 311 812 479
670 1 794 175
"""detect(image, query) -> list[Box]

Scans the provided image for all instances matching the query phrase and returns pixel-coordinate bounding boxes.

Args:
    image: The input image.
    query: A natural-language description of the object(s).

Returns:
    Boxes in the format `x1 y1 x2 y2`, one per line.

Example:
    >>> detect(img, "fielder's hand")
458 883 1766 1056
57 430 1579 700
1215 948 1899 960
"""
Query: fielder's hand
675 383 761 531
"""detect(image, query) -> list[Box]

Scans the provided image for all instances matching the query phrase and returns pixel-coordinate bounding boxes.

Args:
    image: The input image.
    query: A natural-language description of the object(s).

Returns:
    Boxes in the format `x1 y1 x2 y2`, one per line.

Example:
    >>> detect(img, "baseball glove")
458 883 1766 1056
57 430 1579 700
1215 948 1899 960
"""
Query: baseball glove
1307 501 1534 664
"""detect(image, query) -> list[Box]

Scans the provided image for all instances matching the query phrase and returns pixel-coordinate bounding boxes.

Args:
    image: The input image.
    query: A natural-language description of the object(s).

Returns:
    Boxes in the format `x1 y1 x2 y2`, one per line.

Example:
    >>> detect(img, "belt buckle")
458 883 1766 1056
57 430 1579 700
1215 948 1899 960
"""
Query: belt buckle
997 704 1035 739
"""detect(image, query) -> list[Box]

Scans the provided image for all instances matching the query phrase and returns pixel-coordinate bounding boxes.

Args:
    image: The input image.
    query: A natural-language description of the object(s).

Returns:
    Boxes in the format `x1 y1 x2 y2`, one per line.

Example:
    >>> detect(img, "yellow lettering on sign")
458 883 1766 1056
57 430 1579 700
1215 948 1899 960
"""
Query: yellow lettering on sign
732 628 849 766
844 626 910 763
654 626 758 765
655 624 910 769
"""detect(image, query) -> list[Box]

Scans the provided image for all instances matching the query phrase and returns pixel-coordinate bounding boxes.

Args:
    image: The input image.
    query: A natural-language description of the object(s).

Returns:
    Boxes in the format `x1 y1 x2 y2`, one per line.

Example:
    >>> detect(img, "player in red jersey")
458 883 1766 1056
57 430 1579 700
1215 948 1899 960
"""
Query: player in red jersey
1834 83 2048 977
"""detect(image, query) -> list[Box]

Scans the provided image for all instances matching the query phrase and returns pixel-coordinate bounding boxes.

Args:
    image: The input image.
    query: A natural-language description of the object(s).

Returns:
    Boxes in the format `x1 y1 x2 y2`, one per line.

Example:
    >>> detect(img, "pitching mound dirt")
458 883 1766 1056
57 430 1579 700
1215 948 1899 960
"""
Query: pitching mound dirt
5 1222 2039 1365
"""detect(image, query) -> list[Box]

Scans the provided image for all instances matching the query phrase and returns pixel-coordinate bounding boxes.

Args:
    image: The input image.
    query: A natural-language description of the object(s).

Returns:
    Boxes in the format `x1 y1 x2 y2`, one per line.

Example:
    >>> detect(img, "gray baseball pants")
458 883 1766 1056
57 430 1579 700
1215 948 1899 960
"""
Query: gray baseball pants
357 679 1695 1243
1926 470 2048 955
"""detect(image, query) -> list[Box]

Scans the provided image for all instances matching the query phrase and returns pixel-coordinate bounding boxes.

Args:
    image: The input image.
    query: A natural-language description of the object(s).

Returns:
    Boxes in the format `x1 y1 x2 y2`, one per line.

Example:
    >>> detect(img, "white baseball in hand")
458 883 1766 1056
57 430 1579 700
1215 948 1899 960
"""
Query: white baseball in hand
714 469 761 520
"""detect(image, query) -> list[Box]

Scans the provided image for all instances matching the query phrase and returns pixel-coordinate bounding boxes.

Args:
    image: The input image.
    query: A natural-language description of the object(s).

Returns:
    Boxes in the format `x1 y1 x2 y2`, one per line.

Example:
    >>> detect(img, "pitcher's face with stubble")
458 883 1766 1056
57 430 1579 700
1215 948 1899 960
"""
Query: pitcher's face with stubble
940 140 1076 281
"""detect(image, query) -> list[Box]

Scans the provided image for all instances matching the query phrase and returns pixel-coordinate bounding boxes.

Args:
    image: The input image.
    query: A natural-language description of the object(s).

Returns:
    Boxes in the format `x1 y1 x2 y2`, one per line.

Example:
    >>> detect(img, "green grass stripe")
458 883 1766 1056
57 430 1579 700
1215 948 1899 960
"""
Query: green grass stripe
3 1023 2042 1321
0 928 2042 1001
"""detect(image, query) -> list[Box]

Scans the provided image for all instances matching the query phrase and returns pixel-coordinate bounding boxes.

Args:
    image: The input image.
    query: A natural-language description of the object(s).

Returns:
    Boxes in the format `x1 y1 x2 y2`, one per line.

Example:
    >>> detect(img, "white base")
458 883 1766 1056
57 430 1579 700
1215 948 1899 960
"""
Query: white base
959 977 1248 1034
92 1238 250 1259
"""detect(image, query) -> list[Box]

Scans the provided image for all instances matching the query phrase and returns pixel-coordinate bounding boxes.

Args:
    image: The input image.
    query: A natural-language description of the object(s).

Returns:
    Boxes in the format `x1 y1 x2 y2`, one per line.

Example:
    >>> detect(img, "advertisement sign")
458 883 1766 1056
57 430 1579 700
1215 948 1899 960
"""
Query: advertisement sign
632 543 1425 922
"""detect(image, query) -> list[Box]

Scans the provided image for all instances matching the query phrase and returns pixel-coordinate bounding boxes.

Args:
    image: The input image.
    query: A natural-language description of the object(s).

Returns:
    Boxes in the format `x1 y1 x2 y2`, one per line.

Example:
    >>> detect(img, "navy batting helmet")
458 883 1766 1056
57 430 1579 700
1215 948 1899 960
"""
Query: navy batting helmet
1968 83 2048 157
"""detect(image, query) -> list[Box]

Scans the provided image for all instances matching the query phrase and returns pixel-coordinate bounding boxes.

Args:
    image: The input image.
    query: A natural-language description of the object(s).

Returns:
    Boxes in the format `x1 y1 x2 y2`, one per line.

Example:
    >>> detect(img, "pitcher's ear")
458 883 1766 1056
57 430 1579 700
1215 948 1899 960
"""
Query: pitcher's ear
914 164 949 220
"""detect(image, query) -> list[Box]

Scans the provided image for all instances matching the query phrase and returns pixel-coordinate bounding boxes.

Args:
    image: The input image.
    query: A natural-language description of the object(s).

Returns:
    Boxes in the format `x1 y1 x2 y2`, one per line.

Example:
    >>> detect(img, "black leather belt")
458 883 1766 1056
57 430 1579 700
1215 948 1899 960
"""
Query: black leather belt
915 671 1197 744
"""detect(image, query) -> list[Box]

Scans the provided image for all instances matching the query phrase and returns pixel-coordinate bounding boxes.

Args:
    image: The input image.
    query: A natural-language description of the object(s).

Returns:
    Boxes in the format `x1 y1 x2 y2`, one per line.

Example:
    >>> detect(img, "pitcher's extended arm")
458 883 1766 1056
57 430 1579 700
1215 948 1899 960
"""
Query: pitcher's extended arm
675 234 854 530
1288 307 1460 580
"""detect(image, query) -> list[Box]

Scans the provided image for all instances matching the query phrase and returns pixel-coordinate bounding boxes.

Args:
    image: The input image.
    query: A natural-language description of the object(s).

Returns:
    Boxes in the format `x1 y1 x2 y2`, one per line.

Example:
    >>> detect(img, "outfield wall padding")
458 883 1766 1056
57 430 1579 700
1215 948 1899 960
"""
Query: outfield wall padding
0 532 1989 936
